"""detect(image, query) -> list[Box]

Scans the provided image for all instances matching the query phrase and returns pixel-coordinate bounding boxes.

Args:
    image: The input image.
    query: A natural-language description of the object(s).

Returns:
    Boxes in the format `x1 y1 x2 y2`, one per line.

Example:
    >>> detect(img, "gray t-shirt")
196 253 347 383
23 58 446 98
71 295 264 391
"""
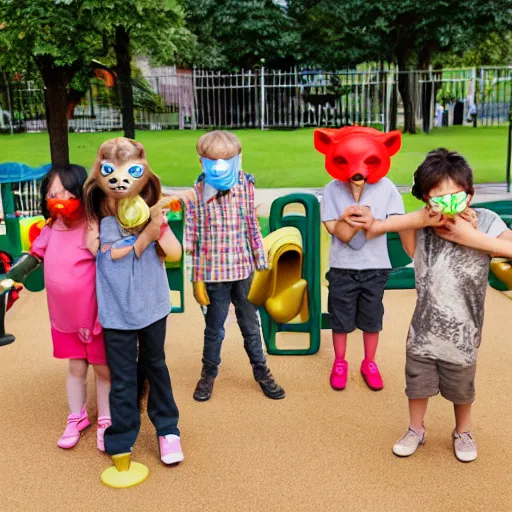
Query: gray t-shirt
407 208 507 366
96 216 171 330
321 178 405 269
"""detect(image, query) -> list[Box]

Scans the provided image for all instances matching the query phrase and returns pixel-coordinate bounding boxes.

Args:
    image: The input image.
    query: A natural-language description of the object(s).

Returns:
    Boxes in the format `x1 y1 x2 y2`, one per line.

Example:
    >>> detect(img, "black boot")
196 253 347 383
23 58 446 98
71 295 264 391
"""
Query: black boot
193 371 215 402
254 367 285 400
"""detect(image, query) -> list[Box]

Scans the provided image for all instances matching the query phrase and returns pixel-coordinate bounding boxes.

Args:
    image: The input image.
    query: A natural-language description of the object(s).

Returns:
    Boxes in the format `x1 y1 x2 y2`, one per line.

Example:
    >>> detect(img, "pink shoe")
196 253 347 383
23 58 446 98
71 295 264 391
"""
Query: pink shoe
330 358 348 390
57 404 91 449
96 416 112 452
159 434 184 465
361 359 384 391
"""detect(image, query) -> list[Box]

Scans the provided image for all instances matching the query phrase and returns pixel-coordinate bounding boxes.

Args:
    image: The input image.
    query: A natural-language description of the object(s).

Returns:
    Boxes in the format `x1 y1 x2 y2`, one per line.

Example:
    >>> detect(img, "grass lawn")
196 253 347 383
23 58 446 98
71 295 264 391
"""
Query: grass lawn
0 126 508 190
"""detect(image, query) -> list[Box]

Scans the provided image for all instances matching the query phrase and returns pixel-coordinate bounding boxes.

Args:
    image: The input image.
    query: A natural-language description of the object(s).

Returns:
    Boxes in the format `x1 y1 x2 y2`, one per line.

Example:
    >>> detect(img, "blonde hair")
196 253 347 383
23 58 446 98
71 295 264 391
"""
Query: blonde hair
196 130 242 160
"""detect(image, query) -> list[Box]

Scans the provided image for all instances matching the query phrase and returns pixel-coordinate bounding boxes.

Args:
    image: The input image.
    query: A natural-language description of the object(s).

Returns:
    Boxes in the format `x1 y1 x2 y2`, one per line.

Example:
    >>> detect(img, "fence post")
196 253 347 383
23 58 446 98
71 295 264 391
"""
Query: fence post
507 79 512 193
260 66 265 130
3 72 14 135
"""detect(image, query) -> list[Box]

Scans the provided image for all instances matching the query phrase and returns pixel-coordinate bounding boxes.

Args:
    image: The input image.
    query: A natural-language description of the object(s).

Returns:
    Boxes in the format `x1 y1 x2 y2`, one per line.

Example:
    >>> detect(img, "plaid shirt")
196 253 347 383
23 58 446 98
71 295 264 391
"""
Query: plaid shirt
184 171 268 283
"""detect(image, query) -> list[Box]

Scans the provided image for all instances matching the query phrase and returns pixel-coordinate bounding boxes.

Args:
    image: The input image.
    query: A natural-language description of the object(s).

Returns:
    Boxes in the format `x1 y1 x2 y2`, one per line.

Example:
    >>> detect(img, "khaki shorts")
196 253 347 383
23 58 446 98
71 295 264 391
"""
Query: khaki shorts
405 353 477 405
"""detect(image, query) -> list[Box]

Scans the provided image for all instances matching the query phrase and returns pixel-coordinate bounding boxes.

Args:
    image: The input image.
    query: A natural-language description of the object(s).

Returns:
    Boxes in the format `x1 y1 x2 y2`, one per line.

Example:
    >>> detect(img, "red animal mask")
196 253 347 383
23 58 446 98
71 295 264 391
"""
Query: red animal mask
314 127 402 184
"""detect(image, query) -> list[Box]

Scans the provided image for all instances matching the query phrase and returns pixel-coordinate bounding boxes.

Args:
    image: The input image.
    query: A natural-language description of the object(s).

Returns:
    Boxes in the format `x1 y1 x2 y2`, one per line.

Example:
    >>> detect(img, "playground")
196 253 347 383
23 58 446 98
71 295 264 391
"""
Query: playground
2 141 512 510
3 0 512 509
2 253 512 512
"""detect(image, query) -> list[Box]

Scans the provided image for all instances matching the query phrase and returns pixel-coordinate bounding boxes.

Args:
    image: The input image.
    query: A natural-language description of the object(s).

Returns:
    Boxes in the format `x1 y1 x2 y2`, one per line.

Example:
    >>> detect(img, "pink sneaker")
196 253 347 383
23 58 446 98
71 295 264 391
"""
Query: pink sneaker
57 404 91 449
330 358 348 390
360 359 384 391
159 434 184 465
96 416 112 452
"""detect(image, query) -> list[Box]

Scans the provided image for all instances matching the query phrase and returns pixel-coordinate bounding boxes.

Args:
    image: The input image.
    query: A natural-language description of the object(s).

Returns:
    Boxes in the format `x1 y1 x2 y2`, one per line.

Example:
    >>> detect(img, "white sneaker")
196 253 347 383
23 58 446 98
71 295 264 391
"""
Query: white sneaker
453 431 477 462
392 428 425 457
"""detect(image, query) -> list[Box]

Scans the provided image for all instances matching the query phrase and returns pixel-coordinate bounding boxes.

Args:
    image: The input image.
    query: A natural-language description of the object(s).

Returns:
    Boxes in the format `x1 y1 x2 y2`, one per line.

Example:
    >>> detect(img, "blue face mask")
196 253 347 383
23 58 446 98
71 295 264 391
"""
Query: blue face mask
201 156 240 191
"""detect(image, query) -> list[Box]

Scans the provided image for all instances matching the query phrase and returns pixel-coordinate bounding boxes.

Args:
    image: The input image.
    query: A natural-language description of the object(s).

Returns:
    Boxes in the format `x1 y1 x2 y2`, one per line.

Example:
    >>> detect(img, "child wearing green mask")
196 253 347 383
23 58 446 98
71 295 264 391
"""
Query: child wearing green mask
346 148 512 463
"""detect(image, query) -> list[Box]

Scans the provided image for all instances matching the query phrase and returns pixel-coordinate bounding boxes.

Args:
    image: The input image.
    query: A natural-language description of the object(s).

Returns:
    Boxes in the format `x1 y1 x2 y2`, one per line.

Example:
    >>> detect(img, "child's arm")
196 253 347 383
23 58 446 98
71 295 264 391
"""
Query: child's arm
247 180 268 270
367 208 445 239
183 192 197 255
157 218 183 261
166 188 197 205
435 215 512 257
398 230 416 259
324 205 369 243
86 219 100 256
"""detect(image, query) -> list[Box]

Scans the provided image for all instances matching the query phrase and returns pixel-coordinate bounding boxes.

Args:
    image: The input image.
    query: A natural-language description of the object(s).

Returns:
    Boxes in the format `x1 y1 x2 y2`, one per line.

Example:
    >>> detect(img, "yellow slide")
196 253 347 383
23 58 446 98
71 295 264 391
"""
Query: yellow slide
490 258 512 299
248 227 308 324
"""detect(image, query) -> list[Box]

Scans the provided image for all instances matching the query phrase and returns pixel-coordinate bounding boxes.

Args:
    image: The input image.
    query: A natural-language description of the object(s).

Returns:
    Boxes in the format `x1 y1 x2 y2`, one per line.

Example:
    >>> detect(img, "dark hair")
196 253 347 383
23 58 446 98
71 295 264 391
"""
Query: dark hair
411 148 475 201
40 164 88 219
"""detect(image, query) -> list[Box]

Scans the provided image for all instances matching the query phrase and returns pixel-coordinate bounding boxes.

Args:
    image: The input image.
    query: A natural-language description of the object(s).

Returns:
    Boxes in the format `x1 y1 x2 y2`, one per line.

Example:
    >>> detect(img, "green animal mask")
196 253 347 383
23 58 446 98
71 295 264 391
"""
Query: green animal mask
429 191 468 216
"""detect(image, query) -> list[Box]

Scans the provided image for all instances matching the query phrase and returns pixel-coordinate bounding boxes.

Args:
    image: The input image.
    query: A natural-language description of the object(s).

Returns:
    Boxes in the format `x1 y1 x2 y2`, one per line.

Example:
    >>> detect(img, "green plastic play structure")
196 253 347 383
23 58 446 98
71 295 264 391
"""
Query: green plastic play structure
259 193 322 356
258 193 512 356
0 183 45 292
165 207 186 314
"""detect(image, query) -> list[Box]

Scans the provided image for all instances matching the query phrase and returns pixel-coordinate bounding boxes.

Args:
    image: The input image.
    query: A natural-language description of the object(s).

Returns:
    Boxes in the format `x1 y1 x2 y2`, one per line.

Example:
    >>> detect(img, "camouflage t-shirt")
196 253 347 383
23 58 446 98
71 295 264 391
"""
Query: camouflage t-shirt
406 209 507 366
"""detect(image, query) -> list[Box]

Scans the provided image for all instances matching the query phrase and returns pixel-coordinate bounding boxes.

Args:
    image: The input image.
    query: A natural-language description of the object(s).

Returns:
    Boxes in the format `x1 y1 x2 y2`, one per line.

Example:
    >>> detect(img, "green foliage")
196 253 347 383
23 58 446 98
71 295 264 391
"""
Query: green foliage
81 0 194 66
0 0 101 73
287 0 383 68
434 33 512 67
287 0 512 69
182 0 300 70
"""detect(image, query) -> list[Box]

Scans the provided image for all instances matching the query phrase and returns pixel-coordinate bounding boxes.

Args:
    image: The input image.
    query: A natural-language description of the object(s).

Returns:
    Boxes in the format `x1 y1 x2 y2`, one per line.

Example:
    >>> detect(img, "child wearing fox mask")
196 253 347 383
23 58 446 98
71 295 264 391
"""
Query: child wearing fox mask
5 165 111 451
316 127 414 392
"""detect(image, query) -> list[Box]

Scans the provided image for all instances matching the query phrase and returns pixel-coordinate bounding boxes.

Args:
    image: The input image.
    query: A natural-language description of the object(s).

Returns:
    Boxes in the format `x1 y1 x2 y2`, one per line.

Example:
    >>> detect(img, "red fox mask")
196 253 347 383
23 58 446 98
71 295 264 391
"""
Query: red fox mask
314 126 402 184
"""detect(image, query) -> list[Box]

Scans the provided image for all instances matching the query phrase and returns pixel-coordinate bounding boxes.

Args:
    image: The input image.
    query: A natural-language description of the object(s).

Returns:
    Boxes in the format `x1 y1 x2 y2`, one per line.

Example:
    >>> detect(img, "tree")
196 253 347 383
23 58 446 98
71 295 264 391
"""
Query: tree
182 0 300 70
287 0 381 70
434 33 512 68
369 0 512 133
83 0 192 139
290 0 512 133
0 0 101 167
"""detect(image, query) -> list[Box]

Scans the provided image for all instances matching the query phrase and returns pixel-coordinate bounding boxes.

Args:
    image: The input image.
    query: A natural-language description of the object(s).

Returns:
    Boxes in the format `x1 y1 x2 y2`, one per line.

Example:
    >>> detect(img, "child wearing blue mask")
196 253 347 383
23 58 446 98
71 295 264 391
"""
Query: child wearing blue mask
179 131 285 402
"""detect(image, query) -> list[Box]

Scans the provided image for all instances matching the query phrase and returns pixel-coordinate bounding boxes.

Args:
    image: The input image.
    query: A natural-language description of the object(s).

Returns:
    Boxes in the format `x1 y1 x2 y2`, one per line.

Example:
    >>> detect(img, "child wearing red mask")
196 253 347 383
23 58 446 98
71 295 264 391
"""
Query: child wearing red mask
5 165 111 451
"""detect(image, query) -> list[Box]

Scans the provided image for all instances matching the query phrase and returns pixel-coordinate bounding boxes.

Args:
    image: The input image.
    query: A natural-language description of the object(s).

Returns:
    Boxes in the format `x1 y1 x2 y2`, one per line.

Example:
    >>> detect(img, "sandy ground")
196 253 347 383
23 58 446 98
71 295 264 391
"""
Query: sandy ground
2 283 512 512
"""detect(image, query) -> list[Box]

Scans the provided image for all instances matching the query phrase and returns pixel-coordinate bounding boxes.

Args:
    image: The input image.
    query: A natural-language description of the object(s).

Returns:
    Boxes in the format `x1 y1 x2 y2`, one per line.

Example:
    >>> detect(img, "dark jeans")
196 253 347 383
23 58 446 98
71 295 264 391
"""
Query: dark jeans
203 276 267 379
103 316 180 455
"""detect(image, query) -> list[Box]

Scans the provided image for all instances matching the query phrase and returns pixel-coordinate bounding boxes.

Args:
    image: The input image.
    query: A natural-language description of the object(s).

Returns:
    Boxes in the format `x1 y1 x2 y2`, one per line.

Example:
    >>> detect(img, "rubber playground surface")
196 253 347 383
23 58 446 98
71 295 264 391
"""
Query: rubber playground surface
2 281 512 512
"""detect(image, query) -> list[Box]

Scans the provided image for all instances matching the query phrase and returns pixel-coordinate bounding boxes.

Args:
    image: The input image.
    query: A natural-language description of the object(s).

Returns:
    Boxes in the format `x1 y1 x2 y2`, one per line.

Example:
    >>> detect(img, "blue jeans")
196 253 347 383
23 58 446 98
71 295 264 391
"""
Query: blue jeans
202 276 267 379
103 316 180 455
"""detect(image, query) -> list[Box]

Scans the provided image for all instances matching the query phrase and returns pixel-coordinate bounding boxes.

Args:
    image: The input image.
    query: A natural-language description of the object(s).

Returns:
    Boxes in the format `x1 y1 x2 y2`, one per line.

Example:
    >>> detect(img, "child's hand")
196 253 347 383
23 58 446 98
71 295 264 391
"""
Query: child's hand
460 207 478 229
339 205 360 222
147 203 165 241
346 205 374 230
341 205 373 229
434 215 477 244
421 207 446 228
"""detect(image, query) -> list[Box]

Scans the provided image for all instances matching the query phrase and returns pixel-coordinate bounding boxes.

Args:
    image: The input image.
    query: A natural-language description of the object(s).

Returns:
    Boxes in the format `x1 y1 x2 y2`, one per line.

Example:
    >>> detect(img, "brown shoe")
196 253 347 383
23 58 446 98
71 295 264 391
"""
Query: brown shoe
193 373 215 402
256 371 285 400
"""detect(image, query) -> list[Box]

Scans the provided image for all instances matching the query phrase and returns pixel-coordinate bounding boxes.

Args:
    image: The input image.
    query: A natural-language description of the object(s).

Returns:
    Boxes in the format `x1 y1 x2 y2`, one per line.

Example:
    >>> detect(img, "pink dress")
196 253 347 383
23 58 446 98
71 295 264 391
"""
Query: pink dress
30 220 106 364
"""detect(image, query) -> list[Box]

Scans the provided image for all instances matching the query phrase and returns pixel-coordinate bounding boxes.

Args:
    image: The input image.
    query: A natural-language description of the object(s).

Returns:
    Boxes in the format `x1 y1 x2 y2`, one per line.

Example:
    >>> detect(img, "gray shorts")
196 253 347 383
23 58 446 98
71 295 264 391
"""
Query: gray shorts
405 353 477 405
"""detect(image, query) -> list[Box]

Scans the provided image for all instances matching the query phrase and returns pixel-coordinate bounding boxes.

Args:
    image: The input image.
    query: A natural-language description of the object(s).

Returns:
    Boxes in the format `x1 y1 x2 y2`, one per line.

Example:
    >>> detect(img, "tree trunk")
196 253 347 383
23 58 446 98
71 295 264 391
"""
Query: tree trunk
390 81 398 131
38 61 71 167
114 26 135 139
419 45 434 134
397 69 416 134
421 79 433 134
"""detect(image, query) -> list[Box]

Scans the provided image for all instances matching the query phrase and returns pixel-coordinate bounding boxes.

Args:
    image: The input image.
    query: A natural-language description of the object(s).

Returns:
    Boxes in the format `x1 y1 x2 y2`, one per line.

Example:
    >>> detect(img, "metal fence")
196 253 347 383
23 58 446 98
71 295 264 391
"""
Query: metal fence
1 65 511 134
